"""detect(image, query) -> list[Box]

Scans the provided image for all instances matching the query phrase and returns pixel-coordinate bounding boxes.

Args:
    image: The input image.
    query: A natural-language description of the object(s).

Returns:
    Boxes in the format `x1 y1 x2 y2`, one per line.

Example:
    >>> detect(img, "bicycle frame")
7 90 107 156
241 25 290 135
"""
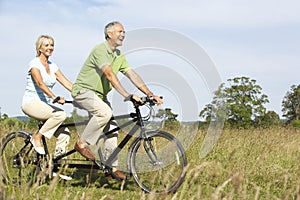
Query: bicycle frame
52 101 149 171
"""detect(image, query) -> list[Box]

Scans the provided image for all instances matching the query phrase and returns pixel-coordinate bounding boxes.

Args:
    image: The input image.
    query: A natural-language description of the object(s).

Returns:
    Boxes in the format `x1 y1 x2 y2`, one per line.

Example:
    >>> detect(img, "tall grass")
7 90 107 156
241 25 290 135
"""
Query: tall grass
1 126 300 199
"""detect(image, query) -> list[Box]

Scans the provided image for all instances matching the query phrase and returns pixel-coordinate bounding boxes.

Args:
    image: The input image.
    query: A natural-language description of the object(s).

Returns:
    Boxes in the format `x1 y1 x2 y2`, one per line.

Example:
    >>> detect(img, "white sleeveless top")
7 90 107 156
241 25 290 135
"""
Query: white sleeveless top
22 57 59 105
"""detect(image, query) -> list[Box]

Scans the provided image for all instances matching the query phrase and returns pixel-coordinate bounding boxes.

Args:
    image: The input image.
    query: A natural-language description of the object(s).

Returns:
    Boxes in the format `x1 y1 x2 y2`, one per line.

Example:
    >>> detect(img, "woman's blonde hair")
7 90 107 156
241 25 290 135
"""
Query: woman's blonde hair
35 35 54 57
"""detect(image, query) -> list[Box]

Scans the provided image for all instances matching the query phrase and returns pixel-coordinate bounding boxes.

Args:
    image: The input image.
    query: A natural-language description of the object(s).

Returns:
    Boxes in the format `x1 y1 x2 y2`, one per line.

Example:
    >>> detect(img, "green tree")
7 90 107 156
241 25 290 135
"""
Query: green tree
156 108 178 120
200 76 270 128
254 110 281 127
282 84 300 123
199 83 227 123
156 108 180 130
2 113 8 120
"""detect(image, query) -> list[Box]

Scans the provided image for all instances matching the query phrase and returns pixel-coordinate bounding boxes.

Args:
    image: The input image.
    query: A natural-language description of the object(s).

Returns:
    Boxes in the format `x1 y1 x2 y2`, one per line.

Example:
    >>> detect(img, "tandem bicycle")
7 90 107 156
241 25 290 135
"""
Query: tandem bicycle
0 96 187 193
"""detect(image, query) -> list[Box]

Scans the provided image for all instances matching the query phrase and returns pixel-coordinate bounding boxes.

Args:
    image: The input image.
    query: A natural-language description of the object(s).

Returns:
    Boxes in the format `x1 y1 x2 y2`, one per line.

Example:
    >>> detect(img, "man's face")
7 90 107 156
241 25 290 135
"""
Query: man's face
108 23 125 47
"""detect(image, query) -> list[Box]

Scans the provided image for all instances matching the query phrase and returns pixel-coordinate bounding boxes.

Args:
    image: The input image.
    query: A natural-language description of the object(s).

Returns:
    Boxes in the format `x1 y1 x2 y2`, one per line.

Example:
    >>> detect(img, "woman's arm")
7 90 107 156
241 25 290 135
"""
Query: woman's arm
30 67 56 99
55 69 73 92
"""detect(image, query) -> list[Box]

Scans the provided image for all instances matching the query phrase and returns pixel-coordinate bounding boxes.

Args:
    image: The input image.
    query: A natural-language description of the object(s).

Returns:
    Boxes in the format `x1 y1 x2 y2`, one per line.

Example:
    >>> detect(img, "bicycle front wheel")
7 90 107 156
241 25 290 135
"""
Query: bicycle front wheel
0 131 39 186
129 130 187 193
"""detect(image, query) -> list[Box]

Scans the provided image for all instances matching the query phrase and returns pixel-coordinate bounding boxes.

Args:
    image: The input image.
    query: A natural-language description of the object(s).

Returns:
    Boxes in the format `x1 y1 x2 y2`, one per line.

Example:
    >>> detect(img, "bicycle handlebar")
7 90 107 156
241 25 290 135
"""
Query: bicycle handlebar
52 96 73 104
129 96 163 107
53 96 162 107
141 96 162 105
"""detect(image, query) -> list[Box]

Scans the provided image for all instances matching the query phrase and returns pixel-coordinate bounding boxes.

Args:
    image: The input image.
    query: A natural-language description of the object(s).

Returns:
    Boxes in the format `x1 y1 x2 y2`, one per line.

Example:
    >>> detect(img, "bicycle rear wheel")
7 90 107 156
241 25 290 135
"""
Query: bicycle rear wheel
129 130 187 193
0 131 40 186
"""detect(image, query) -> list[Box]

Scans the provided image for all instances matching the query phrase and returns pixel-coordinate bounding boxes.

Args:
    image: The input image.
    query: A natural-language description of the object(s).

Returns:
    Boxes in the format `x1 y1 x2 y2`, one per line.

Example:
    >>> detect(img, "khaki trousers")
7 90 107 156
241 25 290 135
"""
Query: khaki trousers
73 90 118 167
22 99 70 157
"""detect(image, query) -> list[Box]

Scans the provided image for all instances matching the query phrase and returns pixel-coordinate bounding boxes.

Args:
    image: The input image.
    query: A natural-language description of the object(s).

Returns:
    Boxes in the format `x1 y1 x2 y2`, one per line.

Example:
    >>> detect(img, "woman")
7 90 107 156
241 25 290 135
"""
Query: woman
22 35 73 157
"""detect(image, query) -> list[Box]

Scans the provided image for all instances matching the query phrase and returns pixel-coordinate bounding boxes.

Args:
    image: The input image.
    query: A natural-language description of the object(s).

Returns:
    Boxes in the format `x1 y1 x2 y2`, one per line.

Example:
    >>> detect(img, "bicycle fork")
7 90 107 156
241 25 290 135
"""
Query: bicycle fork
142 134 162 166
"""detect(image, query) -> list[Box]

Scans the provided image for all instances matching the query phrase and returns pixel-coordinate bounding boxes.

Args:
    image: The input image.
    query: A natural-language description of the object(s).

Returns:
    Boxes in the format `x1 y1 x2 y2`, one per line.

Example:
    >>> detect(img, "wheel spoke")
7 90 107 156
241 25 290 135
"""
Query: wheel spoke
130 130 187 193
0 131 39 186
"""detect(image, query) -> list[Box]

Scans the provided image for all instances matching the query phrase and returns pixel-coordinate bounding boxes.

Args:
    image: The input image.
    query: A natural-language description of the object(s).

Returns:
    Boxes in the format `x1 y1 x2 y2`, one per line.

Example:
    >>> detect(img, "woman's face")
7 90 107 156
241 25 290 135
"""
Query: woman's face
39 38 54 57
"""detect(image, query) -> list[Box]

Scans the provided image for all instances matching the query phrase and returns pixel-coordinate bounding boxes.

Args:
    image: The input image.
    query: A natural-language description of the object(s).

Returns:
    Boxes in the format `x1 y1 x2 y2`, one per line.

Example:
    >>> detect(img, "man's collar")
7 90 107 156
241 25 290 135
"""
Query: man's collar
104 40 121 56
104 41 114 54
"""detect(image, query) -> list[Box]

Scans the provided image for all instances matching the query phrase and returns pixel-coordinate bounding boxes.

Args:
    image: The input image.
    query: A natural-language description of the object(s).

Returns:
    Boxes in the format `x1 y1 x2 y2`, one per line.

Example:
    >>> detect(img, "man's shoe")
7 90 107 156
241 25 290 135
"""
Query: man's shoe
74 142 95 161
105 170 126 180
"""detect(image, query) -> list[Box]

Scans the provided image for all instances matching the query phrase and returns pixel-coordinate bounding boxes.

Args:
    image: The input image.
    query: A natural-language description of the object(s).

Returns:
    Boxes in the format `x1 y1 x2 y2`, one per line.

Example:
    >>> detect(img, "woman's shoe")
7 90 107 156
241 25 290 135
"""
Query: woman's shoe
52 172 72 181
30 138 45 155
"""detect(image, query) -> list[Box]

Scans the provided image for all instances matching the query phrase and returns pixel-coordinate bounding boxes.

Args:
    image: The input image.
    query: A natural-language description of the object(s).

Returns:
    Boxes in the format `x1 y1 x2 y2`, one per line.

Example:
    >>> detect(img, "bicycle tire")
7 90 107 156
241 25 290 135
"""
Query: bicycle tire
129 130 187 193
0 131 40 186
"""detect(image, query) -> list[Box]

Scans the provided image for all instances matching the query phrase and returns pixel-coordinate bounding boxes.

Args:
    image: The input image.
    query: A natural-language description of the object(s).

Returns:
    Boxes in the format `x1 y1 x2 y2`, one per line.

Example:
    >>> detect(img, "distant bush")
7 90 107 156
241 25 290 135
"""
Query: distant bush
291 120 300 128
2 118 26 129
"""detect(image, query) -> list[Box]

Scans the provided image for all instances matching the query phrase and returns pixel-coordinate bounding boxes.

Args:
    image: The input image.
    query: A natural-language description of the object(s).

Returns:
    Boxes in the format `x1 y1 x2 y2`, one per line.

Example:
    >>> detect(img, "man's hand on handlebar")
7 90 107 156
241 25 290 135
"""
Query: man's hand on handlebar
152 95 163 105
131 94 144 104
124 94 163 106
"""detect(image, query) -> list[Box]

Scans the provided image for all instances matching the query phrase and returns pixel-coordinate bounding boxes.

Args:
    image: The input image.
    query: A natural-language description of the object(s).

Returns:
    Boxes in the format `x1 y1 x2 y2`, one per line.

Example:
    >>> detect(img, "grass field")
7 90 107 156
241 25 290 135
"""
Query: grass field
0 126 300 200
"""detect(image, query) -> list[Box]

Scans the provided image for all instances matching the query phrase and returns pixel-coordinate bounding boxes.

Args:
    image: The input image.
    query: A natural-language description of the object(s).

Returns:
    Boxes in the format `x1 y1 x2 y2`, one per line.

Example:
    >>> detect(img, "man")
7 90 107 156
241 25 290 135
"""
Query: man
71 21 163 180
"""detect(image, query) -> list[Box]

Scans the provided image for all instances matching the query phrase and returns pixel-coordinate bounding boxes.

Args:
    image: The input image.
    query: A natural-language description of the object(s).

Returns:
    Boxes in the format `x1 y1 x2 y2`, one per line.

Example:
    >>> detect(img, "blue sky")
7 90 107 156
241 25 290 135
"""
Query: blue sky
0 0 299 120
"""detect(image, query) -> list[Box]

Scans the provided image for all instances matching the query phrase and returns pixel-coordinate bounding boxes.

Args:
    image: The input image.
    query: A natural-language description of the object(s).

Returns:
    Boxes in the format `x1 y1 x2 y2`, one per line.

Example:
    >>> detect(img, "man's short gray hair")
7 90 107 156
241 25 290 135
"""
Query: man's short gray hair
104 21 121 40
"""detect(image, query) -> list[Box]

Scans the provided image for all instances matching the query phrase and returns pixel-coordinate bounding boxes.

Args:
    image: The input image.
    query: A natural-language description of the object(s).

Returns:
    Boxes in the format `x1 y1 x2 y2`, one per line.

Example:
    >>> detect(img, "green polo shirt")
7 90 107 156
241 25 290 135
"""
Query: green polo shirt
72 41 131 100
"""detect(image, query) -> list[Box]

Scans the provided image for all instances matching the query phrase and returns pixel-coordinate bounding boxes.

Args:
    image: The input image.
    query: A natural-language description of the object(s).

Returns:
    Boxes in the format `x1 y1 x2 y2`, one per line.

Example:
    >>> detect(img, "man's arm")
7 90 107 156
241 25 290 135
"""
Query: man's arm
102 65 131 98
124 69 152 96
125 69 163 105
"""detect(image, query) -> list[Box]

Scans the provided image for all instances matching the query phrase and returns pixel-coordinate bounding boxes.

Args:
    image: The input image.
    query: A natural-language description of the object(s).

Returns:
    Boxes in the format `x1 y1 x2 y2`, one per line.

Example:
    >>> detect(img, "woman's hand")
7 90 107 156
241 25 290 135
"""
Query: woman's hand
52 96 65 105
57 96 65 105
